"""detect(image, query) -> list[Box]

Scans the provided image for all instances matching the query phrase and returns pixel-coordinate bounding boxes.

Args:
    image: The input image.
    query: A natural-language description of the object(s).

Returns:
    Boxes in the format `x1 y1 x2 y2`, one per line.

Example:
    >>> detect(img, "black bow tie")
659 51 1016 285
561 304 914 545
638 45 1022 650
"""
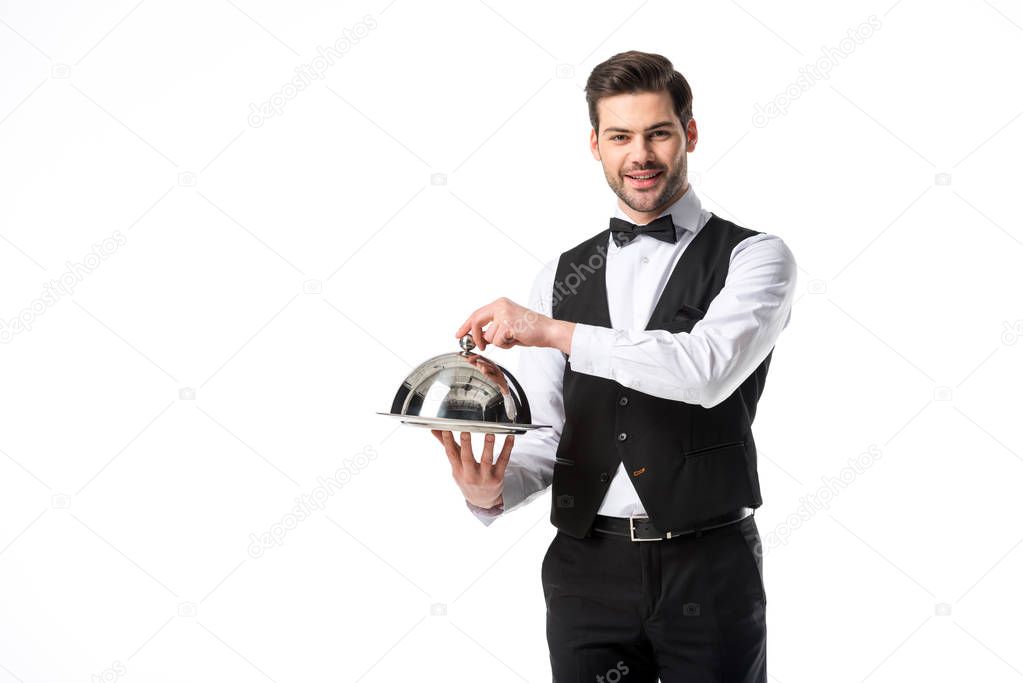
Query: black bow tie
609 214 677 248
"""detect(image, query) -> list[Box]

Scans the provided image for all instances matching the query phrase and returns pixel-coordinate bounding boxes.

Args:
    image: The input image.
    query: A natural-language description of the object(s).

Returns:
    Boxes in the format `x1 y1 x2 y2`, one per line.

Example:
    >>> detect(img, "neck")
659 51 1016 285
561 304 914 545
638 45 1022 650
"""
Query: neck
618 180 689 224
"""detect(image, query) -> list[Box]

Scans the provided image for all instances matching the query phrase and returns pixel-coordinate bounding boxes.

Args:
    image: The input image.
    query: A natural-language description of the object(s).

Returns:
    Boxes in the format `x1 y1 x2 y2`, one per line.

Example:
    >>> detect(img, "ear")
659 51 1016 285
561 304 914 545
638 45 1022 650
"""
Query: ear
590 128 601 161
686 118 698 153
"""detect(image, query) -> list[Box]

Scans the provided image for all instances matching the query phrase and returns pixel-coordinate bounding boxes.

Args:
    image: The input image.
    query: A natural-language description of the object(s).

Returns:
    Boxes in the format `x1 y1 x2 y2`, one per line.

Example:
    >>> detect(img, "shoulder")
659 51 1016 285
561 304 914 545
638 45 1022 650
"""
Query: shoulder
728 231 798 289
705 213 796 272
702 212 763 246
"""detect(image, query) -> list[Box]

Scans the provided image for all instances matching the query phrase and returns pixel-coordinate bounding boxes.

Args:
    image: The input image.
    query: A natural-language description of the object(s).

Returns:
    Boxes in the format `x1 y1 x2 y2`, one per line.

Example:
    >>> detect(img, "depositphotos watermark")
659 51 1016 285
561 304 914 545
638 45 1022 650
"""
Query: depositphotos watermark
247 15 378 128
761 444 883 553
752 14 882 128
247 445 378 558
595 660 630 682
0 230 127 343
553 245 608 308
90 660 126 683
498 248 609 341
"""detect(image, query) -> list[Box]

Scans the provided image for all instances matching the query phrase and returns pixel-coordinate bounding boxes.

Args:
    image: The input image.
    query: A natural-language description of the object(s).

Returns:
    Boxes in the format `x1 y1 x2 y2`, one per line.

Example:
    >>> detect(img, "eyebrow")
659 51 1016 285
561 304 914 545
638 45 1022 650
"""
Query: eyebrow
603 121 675 135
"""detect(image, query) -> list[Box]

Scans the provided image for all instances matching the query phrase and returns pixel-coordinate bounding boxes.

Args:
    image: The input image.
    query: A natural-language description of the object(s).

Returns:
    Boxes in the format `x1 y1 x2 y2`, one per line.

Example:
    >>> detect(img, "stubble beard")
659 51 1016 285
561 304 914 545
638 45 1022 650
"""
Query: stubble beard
608 152 688 215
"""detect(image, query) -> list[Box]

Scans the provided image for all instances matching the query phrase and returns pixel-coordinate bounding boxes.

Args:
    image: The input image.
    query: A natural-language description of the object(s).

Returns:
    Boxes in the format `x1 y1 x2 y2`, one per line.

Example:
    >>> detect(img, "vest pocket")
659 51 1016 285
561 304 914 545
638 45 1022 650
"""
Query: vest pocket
675 303 705 319
660 318 697 334
684 439 746 457
678 441 754 517
653 304 706 334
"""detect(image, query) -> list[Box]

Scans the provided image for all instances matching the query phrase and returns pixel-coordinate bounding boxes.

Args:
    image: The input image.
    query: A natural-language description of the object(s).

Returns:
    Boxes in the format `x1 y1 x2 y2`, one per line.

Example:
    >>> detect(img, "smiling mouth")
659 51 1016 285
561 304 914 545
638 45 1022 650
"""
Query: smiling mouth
625 170 663 188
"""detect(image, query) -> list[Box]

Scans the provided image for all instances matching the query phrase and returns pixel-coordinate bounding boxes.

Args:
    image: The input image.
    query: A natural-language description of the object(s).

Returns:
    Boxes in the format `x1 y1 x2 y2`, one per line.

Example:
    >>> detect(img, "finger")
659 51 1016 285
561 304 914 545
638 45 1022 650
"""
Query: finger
454 314 475 340
435 430 460 472
494 434 514 479
493 321 516 349
507 318 526 347
480 432 496 469
458 431 476 470
467 303 495 351
472 315 488 351
483 322 498 347
458 304 488 338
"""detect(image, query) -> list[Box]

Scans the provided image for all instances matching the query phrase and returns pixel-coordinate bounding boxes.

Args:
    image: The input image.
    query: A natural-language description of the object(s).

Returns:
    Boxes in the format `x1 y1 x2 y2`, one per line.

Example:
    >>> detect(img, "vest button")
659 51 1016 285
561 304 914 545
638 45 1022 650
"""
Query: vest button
618 396 629 406
599 472 610 483
617 432 628 441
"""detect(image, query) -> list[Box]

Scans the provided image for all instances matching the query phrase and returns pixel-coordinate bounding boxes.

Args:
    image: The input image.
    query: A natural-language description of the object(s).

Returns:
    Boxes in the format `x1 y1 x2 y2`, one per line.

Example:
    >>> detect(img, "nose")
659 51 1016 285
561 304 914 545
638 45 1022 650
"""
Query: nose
627 135 656 165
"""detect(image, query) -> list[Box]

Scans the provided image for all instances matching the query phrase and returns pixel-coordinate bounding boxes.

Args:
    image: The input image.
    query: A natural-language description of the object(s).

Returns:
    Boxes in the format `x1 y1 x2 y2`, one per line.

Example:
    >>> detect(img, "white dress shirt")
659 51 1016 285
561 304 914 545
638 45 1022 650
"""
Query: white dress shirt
468 183 797 524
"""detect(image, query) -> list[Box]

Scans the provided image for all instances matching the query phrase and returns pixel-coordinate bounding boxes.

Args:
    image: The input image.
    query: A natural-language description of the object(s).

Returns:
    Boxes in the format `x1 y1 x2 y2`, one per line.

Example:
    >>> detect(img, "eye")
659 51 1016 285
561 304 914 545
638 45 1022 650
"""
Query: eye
611 135 626 142
651 130 670 138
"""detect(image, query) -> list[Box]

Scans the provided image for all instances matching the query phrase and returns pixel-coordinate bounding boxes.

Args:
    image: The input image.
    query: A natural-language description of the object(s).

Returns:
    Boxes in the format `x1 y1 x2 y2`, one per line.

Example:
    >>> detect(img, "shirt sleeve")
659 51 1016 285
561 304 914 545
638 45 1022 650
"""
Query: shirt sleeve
468 259 565 526
567 233 797 409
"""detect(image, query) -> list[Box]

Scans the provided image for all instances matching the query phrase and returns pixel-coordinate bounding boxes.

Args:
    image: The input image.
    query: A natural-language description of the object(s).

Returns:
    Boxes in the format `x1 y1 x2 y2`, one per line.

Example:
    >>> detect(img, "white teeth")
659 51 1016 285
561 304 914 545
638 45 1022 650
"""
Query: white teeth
630 172 660 180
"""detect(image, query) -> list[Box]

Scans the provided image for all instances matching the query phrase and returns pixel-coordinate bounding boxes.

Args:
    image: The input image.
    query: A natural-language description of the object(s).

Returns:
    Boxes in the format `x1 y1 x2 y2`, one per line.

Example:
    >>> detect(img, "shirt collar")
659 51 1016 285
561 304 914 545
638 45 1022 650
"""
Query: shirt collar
610 182 704 245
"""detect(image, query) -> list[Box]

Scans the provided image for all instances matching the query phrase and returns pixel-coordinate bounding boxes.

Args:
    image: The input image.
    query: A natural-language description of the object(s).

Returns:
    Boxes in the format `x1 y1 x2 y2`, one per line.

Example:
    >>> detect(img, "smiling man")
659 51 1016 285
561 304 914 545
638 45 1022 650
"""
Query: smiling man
434 50 796 682
599 94 691 219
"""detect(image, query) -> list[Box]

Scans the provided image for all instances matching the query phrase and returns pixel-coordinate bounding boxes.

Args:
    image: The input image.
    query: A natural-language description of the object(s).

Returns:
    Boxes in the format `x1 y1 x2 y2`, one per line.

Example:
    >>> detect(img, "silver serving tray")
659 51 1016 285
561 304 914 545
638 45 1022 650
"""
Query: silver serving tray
376 412 550 435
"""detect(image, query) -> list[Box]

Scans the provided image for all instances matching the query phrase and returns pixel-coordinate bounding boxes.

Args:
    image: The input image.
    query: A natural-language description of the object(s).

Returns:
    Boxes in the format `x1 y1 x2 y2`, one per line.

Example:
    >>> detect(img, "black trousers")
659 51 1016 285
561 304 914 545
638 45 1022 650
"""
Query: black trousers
541 514 767 682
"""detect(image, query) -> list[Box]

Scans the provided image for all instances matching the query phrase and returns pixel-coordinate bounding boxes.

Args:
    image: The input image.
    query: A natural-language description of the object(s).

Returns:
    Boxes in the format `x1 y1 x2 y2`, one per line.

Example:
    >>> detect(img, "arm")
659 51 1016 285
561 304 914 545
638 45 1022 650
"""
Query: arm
467 260 565 526
567 234 797 408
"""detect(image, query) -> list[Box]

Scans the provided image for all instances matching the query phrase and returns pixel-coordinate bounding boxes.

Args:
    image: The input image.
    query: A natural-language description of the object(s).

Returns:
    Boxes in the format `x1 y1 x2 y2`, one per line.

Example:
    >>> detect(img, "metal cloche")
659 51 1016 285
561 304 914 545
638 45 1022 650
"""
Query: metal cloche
377 334 551 434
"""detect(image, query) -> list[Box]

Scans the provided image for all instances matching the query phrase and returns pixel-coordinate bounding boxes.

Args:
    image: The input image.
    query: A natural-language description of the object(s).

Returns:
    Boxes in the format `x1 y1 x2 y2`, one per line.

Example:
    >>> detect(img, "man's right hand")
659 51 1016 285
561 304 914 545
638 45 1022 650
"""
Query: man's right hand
431 430 514 510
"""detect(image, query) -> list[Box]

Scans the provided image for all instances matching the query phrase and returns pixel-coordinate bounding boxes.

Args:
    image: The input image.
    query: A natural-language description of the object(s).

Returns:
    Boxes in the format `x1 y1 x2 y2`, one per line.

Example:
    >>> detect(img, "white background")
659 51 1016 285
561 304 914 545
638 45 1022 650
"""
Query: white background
2 1 1022 681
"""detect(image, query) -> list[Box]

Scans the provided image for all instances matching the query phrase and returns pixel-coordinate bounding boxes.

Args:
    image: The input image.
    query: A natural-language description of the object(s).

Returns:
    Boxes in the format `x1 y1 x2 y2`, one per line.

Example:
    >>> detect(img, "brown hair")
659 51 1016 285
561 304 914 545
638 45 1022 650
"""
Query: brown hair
584 51 693 135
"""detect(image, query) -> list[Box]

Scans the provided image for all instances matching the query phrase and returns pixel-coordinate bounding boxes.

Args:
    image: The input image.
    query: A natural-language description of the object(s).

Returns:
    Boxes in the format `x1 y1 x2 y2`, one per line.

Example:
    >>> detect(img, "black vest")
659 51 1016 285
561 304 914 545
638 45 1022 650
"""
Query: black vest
550 213 771 539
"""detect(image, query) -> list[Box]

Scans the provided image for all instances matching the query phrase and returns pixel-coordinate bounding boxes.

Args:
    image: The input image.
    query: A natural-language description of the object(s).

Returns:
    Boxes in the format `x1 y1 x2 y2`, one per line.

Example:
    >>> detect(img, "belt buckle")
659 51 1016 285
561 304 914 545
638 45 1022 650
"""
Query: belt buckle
629 515 662 542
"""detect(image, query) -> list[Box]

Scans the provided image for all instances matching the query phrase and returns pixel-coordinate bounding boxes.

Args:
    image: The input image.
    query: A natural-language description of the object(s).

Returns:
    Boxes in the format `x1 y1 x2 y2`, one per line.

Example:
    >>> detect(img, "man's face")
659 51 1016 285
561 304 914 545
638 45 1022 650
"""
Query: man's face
589 91 697 220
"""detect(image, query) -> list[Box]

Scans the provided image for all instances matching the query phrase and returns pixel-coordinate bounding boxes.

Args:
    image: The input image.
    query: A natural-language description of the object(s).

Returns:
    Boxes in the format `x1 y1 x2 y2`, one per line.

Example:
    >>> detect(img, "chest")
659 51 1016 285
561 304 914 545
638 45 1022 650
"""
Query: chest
605 237 690 329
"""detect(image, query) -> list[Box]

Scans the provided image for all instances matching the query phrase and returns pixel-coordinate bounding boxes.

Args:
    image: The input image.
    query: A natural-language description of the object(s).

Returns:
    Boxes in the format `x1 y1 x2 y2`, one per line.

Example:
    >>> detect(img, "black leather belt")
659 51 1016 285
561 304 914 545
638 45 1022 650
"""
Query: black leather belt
590 507 754 541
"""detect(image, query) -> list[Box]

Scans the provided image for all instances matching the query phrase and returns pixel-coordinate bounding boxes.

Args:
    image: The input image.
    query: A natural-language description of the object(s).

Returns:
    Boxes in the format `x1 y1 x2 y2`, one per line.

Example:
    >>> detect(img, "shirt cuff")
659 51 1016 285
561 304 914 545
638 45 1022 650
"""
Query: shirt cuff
466 499 505 526
465 463 531 526
568 322 615 378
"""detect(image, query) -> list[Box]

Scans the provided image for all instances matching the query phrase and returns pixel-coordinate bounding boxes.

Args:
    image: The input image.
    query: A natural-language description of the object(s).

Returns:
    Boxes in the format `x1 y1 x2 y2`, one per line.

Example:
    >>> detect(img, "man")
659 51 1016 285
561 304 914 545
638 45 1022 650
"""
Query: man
432 50 796 682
